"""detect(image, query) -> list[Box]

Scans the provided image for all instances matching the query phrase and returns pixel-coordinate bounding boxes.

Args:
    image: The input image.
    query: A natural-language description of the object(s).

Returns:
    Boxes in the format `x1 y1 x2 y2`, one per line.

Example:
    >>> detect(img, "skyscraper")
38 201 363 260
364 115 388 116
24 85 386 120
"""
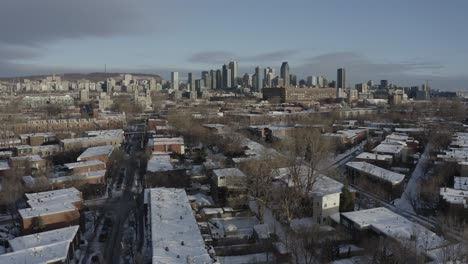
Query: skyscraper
216 70 223 90
210 70 217 89
280 62 290 87
243 73 252 88
337 68 346 98
222 64 231 88
254 66 263 92
228 61 238 88
171 72 179 90
188 72 195 91
202 71 210 90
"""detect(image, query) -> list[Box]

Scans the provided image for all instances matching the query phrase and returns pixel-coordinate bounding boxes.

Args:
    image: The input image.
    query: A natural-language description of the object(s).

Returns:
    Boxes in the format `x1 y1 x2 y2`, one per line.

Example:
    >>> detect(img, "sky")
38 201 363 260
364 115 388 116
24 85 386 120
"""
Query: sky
0 0 467 91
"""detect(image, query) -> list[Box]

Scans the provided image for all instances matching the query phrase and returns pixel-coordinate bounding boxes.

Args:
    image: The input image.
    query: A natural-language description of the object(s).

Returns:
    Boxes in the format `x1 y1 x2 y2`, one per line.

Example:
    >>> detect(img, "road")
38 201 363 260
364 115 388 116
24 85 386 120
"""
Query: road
102 125 146 264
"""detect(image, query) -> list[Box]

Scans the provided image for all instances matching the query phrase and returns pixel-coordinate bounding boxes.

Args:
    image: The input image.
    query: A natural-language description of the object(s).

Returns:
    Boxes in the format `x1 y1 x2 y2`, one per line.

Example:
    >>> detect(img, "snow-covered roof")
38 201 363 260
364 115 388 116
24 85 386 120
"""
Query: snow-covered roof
0 226 79 264
212 168 246 178
146 154 174 172
8 226 79 251
273 166 343 196
77 145 114 161
440 187 468 206
19 188 81 219
355 152 393 161
209 216 258 239
147 188 212 263
10 155 44 162
149 137 184 146
64 160 105 170
373 142 406 155
0 160 10 171
217 253 273 264
454 177 468 191
341 207 447 252
346 161 405 185
50 170 106 184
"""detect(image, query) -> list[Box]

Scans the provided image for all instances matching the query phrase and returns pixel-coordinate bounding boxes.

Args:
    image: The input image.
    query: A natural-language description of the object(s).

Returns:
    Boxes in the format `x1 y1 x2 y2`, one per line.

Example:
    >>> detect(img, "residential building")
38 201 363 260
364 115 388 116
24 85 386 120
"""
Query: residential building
18 188 83 235
337 68 346 98
145 188 213 263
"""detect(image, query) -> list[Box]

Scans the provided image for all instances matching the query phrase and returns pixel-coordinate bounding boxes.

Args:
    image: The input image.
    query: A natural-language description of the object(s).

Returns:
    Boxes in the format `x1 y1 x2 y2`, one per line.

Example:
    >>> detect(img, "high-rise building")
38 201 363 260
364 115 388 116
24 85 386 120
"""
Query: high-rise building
380 80 388 89
188 73 195 92
222 64 231 88
367 80 374 88
171 72 179 90
210 70 217 89
280 62 290 87
264 67 275 88
228 61 238 88
355 83 368 94
216 70 223 90
202 71 210 90
243 73 252 88
290 74 297 86
337 68 346 98
254 66 263 92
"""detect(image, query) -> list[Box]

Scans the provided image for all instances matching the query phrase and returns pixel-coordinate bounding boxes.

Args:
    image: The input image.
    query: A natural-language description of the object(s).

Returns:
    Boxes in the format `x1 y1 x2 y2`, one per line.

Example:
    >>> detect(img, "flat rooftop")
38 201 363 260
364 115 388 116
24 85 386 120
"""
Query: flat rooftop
212 168 246 178
146 154 174 172
77 145 114 161
355 152 393 161
64 160 105 170
147 188 212 263
0 226 79 264
341 207 446 252
346 161 405 185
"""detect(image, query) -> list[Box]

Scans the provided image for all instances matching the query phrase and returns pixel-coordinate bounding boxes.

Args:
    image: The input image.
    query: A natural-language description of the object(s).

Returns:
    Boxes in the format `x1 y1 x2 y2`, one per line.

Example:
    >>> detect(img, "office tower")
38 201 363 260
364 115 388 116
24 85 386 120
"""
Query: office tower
280 62 290 86
337 68 346 98
356 83 368 94
222 64 231 88
171 72 179 90
306 76 313 87
210 70 217 89
228 61 238 88
380 80 388 88
202 71 210 90
264 67 274 88
322 77 328 88
216 70 223 90
317 76 324 87
195 79 202 91
290 74 297 86
254 66 263 92
188 73 195 92
243 73 252 87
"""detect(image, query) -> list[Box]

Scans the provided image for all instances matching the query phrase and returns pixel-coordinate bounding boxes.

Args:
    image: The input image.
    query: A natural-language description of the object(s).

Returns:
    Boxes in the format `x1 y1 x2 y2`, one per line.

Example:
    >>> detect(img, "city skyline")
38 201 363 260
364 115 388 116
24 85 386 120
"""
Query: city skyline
1 0 468 91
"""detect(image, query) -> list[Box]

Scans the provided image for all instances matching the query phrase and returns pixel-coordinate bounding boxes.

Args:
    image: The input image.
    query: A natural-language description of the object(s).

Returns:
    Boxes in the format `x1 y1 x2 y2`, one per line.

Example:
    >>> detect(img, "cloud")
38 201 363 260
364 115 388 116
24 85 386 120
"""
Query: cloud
0 0 154 46
188 49 300 64
188 51 236 64
295 52 446 87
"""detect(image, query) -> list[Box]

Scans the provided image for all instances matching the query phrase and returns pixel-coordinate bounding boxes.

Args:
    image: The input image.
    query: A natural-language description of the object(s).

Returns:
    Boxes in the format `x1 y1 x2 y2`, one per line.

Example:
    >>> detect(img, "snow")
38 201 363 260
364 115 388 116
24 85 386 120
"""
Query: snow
147 188 212 264
0 226 79 264
50 170 106 184
217 253 274 264
355 152 392 161
19 187 82 219
394 146 430 213
188 193 214 207
341 207 447 252
10 155 43 162
273 166 343 196
209 217 258 239
77 145 114 161
454 177 468 191
146 154 174 172
64 159 105 170
373 142 406 155
346 161 405 185
0 161 10 171
212 168 246 178
8 226 79 251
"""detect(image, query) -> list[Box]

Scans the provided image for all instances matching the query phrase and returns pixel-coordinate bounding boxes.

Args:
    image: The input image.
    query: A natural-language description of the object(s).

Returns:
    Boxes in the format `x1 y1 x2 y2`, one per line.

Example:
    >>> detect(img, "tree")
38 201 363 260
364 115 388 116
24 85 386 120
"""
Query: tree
340 184 354 212
32 216 46 232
